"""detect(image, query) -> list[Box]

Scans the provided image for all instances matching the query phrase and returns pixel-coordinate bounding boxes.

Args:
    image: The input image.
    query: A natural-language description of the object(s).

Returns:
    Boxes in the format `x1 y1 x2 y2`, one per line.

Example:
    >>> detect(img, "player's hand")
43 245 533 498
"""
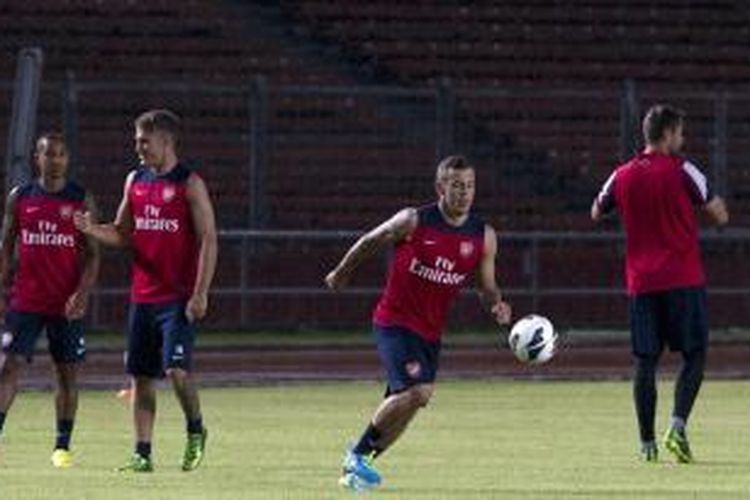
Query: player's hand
491 300 512 325
186 292 208 323
73 211 93 234
65 289 89 320
324 269 349 291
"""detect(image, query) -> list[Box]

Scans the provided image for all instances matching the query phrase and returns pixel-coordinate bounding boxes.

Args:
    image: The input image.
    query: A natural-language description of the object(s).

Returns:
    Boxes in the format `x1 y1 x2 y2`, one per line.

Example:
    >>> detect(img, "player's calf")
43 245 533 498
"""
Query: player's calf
409 383 434 408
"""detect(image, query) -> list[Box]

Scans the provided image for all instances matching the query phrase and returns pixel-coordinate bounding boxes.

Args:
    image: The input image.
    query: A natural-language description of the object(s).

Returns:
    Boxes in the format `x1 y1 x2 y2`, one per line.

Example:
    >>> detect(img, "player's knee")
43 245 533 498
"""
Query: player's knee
684 348 706 361
132 377 156 409
683 349 706 371
132 376 155 398
410 384 434 407
54 364 78 391
165 367 188 384
635 355 659 376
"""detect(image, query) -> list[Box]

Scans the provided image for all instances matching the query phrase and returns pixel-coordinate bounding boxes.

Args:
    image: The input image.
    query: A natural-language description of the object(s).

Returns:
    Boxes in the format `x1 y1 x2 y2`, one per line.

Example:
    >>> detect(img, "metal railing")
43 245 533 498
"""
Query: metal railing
3 75 750 330
85 229 750 331
47 77 746 228
3 77 742 227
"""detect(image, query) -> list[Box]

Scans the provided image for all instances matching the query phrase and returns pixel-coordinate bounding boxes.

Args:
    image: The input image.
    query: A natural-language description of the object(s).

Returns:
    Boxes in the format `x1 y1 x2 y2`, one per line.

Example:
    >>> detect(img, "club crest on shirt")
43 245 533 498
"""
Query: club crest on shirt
59 205 73 220
460 241 474 258
162 186 176 203
405 360 422 379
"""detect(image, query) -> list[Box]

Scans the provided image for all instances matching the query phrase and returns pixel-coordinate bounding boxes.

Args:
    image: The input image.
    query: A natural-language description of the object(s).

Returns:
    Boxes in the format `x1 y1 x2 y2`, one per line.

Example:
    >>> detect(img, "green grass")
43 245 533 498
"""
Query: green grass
2 380 750 499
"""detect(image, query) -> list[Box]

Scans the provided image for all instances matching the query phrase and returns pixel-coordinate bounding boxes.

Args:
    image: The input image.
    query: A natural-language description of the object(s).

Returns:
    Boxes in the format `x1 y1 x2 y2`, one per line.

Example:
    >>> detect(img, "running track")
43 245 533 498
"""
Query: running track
14 344 750 390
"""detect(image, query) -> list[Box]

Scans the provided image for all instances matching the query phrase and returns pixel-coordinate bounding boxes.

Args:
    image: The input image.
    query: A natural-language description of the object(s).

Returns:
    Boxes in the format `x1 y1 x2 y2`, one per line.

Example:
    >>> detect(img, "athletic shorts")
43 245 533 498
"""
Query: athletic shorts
374 323 441 395
629 286 708 357
126 301 196 378
3 310 86 364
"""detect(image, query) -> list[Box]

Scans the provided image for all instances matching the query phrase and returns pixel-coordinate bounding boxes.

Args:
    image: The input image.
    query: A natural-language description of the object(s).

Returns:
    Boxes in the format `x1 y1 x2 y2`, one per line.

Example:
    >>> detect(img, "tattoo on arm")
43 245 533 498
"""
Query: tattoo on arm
334 208 417 277
336 236 382 276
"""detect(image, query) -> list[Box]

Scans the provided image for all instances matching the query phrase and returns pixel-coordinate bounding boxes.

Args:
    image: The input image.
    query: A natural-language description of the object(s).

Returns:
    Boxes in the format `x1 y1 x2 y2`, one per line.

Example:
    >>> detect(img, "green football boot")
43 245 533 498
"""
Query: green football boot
117 453 154 473
182 427 208 471
663 427 693 463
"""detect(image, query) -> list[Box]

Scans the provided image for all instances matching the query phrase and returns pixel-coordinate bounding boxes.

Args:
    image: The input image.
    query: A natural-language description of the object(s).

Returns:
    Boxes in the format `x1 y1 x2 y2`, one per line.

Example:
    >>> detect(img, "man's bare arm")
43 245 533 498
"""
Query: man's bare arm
591 198 605 222
704 196 728 226
476 225 512 325
325 208 418 290
184 174 218 322
66 193 101 319
74 171 135 247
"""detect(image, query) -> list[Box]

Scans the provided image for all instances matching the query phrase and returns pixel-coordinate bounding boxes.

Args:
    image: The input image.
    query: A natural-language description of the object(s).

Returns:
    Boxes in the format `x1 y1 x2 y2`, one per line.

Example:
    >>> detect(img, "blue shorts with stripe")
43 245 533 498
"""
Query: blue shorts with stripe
3 310 86 364
629 286 708 357
126 301 195 378
374 323 441 395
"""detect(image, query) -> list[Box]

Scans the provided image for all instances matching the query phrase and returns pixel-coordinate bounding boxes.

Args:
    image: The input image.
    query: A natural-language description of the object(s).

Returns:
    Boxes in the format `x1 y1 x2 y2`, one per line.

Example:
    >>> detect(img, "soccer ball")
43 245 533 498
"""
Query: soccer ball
508 314 557 364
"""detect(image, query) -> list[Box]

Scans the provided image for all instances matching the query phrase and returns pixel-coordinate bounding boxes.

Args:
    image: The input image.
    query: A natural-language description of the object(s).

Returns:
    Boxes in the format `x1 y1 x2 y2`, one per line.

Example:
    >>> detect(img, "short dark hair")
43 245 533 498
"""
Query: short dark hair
35 131 66 152
436 155 473 181
643 104 685 144
134 108 181 145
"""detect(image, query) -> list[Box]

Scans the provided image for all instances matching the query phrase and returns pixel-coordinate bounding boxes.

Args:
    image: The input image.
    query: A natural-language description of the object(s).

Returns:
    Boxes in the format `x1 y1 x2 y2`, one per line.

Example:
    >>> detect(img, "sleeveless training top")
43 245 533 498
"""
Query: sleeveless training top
128 164 198 303
373 204 485 343
11 181 87 315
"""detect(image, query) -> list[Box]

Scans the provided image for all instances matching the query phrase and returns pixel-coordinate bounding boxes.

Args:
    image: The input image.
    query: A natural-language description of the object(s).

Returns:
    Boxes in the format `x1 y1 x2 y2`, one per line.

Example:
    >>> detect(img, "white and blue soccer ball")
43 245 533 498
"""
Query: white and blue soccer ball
508 314 557 364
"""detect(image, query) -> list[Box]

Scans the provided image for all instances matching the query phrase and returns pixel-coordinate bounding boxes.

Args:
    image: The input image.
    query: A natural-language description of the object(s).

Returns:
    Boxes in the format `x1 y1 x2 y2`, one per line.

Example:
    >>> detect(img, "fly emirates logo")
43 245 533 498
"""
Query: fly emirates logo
135 204 179 233
21 220 75 247
409 256 466 286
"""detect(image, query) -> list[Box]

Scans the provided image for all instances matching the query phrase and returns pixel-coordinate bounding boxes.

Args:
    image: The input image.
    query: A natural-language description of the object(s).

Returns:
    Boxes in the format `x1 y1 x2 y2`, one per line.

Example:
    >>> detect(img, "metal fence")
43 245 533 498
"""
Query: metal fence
3 77 750 331
85 229 750 332
6 78 741 223
35 78 746 228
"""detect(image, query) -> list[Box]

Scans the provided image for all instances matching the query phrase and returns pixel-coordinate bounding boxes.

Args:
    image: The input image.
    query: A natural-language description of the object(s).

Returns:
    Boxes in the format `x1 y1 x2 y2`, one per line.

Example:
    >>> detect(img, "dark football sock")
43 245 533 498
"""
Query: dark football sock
136 441 152 459
634 355 659 443
55 418 74 450
187 417 203 435
352 423 382 456
673 349 706 425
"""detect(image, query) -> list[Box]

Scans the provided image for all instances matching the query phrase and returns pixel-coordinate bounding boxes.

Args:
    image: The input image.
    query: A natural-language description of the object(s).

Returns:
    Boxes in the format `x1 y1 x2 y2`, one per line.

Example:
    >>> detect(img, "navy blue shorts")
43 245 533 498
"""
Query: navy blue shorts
3 310 86 364
629 286 708 357
126 301 196 378
374 324 441 395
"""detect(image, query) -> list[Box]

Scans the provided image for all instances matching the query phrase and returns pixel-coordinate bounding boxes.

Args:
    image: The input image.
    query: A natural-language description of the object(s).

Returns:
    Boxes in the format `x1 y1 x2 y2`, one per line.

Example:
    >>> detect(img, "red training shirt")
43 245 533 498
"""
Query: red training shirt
373 204 485 343
595 152 711 295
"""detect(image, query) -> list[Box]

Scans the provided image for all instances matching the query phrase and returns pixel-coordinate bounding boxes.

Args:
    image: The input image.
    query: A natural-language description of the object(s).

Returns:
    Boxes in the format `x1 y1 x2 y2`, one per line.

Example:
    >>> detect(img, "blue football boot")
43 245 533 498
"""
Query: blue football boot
339 449 382 491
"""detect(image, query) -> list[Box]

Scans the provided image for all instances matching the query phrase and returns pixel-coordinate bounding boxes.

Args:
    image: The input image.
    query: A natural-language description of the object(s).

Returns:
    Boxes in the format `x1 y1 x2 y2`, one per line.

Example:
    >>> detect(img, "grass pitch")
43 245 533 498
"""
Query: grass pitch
2 380 750 499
